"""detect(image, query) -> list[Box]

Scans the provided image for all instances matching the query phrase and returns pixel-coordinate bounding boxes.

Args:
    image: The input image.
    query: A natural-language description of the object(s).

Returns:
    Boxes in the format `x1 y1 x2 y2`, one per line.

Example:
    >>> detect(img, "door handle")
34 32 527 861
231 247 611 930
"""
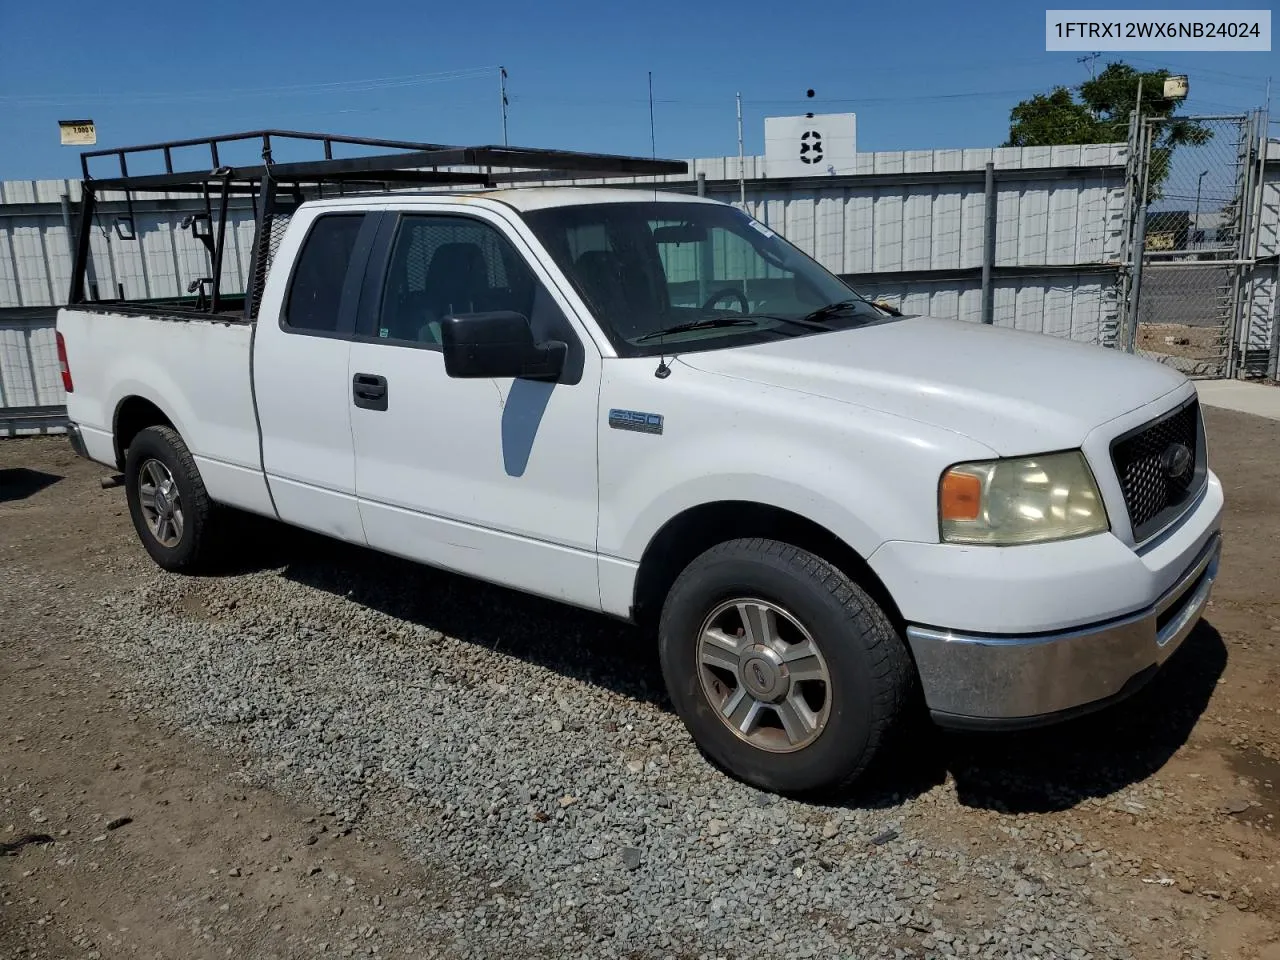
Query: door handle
352 373 388 411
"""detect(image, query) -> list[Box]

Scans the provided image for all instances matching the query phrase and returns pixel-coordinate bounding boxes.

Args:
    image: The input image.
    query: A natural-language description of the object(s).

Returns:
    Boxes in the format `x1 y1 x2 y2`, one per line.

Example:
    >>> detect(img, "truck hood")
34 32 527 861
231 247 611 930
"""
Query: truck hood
677 317 1188 455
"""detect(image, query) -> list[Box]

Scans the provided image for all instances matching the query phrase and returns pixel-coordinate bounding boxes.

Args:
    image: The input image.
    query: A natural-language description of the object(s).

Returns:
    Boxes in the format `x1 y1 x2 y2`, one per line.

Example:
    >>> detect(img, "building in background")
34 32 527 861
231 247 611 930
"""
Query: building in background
3 119 1278 432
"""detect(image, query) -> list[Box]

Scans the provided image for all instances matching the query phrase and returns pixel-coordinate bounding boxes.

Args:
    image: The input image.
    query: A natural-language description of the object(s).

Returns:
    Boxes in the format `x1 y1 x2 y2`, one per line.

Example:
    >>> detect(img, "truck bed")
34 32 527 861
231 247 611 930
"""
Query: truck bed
58 305 271 514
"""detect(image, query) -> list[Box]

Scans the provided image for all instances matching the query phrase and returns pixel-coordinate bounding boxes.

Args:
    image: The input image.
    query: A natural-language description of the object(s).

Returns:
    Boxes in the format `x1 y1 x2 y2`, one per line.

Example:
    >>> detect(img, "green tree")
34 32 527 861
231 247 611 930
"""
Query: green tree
1005 62 1211 199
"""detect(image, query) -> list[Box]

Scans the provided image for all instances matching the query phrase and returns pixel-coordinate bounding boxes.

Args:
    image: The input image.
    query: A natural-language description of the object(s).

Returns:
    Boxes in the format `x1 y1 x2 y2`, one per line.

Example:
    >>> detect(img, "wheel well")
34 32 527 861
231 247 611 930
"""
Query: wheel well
631 501 902 631
113 397 173 469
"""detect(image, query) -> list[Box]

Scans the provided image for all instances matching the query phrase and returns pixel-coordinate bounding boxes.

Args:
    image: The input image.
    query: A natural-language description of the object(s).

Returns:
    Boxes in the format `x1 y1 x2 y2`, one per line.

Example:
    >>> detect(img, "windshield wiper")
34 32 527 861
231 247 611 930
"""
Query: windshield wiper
634 315 761 342
799 298 871 323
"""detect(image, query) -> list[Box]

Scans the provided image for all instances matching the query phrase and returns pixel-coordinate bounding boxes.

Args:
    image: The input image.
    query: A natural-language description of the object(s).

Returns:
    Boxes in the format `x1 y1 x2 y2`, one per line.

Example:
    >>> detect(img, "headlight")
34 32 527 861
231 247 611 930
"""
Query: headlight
939 450 1108 545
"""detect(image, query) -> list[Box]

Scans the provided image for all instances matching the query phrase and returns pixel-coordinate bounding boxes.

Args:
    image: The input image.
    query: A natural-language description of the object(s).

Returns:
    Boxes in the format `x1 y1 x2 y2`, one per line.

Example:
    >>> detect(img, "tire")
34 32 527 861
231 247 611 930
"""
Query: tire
124 425 218 573
658 538 913 797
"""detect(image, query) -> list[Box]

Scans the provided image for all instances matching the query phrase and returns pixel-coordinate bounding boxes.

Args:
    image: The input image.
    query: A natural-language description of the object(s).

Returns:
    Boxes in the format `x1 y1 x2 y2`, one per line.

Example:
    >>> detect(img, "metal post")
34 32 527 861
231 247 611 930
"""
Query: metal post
1234 109 1271 377
1125 120 1154 354
1267 104 1280 381
1120 77 1146 348
1114 109 1142 346
244 174 277 321
1268 255 1280 382
1225 112 1262 378
60 191 98 302
1126 203 1148 353
68 188 96 305
1122 78 1145 346
980 161 996 324
1192 172 1206 247
210 177 230 314
736 92 746 209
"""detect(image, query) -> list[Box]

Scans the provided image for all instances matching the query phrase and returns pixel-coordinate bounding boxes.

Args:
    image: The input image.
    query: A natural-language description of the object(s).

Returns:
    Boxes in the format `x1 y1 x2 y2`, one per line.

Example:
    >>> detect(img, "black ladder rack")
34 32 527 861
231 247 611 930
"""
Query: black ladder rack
70 129 688 318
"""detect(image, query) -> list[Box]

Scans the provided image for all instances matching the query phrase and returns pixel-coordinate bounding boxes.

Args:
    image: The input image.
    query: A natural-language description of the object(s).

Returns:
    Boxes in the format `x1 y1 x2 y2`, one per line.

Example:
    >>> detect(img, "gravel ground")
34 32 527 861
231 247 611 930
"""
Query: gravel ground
84 557 1134 960
5 404 1280 959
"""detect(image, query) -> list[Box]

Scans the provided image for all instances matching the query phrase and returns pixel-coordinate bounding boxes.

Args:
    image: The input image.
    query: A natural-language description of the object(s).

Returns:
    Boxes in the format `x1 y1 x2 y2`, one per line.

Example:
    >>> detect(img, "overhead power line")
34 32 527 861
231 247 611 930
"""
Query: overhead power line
512 88 1041 109
0 66 500 107
1120 55 1270 89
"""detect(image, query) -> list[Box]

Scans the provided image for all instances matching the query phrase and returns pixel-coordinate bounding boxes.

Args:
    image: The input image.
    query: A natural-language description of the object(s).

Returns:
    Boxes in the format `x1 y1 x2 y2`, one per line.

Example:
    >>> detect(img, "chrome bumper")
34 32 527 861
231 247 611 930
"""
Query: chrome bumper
907 533 1221 728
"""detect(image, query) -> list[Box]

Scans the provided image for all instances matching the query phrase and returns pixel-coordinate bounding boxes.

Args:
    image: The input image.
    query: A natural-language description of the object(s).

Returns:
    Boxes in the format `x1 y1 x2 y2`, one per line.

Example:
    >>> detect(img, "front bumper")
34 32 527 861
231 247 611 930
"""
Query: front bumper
906 531 1221 729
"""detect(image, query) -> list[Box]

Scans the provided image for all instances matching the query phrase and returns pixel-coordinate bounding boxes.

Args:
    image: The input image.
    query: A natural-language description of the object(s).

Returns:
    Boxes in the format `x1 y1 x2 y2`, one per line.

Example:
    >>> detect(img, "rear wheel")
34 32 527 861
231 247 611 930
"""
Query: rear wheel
658 538 913 797
124 425 218 572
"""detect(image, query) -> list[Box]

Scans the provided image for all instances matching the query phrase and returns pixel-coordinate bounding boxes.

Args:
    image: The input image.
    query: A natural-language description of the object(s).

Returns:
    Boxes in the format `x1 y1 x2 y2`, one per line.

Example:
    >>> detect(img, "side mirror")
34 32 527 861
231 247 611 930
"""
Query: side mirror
440 311 567 382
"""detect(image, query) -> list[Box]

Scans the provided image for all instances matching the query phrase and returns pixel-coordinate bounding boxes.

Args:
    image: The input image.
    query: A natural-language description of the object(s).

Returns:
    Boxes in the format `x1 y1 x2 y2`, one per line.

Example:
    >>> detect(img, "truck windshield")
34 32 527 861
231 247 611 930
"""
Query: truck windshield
520 201 895 357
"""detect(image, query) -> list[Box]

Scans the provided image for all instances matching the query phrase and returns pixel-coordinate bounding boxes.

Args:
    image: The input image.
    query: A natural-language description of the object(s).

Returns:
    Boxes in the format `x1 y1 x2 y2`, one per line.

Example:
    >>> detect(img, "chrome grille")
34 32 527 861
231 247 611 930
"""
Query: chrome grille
1110 397 1203 542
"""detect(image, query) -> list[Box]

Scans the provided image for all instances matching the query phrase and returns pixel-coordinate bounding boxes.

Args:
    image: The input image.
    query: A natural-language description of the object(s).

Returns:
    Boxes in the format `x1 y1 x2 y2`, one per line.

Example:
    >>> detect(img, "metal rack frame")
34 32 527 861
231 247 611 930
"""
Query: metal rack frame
70 129 687 319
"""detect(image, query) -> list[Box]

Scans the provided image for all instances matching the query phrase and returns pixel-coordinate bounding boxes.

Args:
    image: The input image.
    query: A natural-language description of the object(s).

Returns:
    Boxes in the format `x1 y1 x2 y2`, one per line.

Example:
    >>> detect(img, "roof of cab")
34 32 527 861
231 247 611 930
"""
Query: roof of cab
471 187 721 211
304 185 722 213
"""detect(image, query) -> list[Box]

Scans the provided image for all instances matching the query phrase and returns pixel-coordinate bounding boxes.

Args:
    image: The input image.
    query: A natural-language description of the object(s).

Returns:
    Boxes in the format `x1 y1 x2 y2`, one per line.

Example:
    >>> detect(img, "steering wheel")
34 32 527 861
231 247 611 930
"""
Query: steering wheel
701 287 750 314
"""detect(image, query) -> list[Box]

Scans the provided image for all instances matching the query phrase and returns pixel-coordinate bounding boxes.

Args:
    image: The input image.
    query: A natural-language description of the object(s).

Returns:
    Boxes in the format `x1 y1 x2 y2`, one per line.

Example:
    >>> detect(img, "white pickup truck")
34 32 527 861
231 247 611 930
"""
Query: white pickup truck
58 135 1223 796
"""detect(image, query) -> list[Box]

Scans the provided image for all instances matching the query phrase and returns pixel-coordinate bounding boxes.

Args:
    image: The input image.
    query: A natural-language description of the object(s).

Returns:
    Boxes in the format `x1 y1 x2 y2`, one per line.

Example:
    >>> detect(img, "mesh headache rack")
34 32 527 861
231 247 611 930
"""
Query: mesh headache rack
69 129 689 319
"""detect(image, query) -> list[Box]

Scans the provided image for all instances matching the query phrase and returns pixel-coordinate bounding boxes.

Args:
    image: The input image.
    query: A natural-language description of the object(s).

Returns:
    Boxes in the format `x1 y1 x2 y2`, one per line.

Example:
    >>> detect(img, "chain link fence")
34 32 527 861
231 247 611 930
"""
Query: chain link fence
1124 114 1263 379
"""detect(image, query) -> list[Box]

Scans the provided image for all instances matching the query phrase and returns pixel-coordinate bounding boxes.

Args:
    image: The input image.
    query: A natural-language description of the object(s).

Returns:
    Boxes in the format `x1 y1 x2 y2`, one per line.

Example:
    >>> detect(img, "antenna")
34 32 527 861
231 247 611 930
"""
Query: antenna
648 71 656 159
499 67 509 146
736 92 745 208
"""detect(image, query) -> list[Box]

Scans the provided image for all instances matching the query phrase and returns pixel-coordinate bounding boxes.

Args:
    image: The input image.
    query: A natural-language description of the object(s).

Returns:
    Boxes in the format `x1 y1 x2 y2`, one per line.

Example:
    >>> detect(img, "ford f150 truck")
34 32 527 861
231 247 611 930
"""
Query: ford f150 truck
57 132 1223 796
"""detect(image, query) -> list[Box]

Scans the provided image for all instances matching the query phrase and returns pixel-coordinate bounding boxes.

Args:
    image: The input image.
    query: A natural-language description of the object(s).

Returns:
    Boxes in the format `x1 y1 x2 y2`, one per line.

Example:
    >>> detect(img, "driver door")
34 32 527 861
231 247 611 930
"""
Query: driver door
346 206 604 611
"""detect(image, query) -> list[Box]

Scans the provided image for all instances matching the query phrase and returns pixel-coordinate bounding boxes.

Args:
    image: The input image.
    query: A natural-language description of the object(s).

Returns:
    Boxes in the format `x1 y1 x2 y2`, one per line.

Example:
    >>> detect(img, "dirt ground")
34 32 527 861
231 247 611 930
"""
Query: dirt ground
1137 324 1226 371
2 405 1279 960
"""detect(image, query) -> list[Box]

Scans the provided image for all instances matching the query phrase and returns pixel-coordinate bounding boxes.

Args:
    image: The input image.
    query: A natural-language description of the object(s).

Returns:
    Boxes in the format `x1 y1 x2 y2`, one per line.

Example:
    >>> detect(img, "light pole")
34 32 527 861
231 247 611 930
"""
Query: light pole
1193 169 1208 247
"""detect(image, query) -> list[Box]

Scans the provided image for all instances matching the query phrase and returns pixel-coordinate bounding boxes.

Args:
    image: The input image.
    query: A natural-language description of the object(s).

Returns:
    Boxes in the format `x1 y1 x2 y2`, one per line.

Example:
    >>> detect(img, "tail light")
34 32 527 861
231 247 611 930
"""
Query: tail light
56 330 73 393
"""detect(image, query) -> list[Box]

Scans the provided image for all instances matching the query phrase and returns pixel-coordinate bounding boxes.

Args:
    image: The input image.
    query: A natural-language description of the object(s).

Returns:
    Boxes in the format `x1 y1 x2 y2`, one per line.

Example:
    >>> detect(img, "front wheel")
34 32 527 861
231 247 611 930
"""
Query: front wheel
658 538 914 797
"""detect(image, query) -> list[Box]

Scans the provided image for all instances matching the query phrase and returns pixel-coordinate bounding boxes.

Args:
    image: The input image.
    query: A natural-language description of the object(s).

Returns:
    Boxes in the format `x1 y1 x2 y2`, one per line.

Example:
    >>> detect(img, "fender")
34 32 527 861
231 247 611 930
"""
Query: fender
613 468 895 568
108 376 196 461
601 417 993 566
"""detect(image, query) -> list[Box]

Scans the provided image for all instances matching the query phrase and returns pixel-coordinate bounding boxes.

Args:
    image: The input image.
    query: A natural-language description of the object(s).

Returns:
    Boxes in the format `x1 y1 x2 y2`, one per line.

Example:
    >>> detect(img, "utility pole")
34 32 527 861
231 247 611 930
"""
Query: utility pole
499 66 509 146
1077 53 1101 118
1193 169 1208 247
736 92 745 208
648 71 656 159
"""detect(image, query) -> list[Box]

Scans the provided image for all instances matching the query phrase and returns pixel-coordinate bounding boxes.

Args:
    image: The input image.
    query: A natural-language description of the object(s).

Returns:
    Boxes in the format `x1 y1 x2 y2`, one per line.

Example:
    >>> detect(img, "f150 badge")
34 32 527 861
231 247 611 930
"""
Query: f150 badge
608 409 664 435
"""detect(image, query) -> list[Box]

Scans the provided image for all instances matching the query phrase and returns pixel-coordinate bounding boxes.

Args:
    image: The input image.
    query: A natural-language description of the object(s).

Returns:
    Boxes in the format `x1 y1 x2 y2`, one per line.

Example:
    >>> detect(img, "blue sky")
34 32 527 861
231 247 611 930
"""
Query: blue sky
1 0 1275 180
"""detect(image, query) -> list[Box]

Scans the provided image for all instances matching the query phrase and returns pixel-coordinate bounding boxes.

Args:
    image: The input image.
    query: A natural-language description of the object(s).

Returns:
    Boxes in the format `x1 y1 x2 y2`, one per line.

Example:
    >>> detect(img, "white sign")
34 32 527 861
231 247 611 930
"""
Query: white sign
58 120 97 146
1046 10 1270 51
763 113 857 179
1163 75 1190 99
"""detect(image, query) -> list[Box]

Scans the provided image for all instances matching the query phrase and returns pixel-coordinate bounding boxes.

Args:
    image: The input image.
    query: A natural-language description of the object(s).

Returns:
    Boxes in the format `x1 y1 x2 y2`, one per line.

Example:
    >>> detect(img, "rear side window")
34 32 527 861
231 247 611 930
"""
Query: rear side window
377 215 525 344
285 215 364 332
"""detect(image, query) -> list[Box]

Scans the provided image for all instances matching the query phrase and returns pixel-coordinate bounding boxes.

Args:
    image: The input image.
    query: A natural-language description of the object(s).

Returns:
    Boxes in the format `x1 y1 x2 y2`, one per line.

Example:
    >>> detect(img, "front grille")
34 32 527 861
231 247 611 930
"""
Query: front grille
1110 397 1203 542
